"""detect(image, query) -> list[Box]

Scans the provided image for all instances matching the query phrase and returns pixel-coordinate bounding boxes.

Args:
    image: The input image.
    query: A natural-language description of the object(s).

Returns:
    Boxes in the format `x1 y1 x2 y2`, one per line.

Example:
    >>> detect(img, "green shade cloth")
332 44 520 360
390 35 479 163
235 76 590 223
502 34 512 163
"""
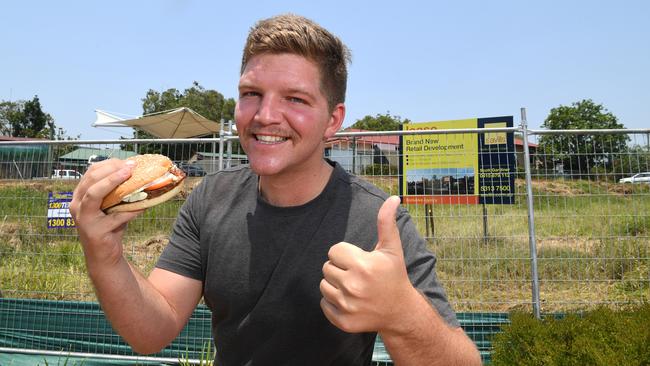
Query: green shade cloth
0 298 505 364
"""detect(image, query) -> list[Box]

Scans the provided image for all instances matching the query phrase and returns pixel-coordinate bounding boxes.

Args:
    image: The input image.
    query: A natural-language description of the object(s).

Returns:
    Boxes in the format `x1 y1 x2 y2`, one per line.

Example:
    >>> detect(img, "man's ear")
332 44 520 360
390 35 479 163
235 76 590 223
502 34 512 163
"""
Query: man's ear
324 103 346 139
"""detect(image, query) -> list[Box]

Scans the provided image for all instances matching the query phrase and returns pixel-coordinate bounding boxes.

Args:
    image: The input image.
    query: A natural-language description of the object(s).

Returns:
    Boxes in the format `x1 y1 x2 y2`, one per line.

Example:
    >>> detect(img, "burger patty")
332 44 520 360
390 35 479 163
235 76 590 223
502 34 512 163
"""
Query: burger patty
145 168 186 199
146 180 182 199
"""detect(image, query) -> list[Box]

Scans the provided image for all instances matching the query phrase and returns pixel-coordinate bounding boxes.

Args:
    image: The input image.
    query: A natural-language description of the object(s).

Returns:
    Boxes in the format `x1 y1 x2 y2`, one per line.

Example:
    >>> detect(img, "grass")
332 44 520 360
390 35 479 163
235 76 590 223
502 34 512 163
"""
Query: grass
0 177 648 312
179 341 215 366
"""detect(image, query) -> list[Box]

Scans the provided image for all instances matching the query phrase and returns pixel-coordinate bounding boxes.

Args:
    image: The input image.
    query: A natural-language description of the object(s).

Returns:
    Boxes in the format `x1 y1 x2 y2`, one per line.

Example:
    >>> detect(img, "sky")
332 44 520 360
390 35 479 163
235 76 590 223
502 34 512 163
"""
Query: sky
1 0 649 140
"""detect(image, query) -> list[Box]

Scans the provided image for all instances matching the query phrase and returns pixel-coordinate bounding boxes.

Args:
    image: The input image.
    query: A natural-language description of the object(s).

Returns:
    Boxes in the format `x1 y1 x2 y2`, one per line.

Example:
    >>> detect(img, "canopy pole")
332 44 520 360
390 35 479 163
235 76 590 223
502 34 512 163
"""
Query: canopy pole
134 129 139 154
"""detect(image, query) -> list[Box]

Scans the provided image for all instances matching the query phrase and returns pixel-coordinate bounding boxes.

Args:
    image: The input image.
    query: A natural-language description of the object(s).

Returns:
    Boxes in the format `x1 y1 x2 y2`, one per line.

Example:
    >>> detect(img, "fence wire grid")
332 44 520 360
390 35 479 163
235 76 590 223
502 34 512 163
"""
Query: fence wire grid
0 127 649 364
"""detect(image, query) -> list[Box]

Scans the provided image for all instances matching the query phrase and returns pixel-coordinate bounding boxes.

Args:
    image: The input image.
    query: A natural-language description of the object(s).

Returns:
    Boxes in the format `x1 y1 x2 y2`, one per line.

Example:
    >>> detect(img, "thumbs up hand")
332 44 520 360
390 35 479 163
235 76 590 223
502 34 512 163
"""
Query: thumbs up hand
320 196 418 334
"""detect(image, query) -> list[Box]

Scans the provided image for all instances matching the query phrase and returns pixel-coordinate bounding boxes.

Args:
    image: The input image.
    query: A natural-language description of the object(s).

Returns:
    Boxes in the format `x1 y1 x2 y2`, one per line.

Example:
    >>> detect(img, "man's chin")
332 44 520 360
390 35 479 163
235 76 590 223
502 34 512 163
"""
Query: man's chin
249 161 286 177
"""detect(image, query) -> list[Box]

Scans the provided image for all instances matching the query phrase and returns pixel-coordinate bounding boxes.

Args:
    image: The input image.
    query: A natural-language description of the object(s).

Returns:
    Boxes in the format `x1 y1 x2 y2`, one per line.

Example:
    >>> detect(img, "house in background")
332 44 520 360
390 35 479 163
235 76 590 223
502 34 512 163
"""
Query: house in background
514 138 539 169
0 136 50 179
57 147 138 172
324 129 400 174
324 130 538 175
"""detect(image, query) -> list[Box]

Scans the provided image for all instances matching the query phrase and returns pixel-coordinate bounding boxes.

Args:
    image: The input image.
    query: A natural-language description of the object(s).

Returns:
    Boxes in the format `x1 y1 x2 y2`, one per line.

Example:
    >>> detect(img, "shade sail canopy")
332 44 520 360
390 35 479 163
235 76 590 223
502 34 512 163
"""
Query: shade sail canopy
92 107 221 138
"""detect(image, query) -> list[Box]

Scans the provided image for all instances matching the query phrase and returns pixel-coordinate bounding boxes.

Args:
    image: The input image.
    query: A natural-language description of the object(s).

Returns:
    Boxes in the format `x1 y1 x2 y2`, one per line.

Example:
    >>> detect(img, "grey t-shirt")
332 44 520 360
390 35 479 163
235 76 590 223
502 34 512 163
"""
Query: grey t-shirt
156 161 458 365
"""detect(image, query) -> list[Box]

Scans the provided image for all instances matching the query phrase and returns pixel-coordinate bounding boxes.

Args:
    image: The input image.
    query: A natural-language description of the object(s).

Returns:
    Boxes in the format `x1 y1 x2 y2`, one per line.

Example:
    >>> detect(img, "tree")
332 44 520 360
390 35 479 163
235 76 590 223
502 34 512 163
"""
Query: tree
141 81 235 124
537 99 628 175
135 82 237 161
221 98 236 122
0 101 21 135
22 96 51 137
0 96 56 138
350 112 410 131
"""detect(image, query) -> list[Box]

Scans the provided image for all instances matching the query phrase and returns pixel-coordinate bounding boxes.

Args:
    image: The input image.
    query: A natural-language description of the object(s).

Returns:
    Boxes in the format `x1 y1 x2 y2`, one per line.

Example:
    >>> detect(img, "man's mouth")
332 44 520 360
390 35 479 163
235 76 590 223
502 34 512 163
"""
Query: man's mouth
255 134 288 144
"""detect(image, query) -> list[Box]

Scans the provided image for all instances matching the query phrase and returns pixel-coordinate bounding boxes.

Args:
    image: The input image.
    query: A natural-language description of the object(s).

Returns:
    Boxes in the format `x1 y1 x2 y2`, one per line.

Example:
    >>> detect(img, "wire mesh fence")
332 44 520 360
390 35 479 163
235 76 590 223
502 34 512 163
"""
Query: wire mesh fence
527 130 650 312
0 128 649 364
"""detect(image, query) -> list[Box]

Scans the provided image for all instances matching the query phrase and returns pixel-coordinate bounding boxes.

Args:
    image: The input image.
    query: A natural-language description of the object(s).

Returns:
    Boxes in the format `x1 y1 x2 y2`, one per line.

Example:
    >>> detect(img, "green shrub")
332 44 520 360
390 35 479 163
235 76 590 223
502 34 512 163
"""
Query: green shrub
491 304 650 365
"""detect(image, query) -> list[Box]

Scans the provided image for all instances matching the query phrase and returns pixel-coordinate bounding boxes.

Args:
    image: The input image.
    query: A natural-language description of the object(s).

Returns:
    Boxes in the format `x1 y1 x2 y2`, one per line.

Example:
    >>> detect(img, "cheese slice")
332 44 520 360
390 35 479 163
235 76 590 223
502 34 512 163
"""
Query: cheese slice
121 191 148 203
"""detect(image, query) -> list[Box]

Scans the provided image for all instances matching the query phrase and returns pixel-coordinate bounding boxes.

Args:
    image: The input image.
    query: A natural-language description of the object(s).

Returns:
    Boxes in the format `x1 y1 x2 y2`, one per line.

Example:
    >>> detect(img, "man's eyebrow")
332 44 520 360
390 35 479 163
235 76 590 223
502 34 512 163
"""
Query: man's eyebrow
238 81 256 90
285 87 316 100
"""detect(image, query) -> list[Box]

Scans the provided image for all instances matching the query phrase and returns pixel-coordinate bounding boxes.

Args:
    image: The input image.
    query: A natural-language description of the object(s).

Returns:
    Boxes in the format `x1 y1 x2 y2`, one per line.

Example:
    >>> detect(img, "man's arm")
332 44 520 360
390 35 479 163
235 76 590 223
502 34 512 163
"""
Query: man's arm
70 159 203 354
379 289 481 365
320 196 481 365
89 262 202 354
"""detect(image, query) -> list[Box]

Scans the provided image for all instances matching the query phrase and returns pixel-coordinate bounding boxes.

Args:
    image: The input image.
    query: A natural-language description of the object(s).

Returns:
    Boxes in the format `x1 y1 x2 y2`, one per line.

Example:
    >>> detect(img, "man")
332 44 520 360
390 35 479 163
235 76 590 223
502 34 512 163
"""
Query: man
70 14 481 365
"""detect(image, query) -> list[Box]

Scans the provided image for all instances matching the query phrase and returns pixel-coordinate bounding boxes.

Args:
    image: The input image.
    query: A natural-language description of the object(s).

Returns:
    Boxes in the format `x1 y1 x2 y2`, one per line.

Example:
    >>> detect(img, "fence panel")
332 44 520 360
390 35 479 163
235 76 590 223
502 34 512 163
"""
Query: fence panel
528 130 650 312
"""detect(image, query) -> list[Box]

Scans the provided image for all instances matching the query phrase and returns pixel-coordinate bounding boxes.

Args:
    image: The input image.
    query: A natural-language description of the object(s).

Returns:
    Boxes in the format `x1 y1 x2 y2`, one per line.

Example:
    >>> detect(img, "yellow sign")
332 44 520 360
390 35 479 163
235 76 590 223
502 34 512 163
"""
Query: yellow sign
402 119 479 204
484 122 507 145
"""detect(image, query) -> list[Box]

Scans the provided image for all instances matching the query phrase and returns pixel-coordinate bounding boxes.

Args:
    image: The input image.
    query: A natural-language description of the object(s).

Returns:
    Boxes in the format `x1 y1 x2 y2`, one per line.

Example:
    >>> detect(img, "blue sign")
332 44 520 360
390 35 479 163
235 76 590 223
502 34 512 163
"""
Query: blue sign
477 116 516 204
47 191 76 228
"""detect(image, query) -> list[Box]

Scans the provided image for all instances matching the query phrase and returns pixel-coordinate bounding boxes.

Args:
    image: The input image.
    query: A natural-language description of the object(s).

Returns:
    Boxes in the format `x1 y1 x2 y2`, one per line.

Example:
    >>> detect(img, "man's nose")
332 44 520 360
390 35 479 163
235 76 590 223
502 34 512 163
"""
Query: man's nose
254 95 283 125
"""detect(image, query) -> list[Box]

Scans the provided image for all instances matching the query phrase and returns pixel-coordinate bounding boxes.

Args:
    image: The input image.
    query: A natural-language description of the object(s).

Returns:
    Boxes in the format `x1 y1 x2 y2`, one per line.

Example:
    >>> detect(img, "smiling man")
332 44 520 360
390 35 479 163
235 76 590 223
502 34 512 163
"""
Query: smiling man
70 14 481 366
236 52 343 206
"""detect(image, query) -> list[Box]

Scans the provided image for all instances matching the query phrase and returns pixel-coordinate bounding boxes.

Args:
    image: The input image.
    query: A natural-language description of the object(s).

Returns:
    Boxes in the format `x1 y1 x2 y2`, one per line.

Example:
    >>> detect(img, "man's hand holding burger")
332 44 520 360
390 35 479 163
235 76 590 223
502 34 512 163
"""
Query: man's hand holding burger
70 158 143 268
70 154 185 268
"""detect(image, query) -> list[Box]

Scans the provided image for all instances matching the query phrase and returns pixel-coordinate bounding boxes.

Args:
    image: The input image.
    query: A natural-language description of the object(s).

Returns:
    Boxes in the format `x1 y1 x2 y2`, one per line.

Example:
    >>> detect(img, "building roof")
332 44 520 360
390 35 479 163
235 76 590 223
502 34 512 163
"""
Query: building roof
514 138 538 148
0 135 49 142
327 128 400 146
59 147 138 161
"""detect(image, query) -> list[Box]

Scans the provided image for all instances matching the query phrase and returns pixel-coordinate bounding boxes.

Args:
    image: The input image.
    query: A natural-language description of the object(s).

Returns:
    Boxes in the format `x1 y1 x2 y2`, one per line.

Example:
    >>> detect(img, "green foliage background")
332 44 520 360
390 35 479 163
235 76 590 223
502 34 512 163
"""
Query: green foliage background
491 304 650 366
538 99 629 174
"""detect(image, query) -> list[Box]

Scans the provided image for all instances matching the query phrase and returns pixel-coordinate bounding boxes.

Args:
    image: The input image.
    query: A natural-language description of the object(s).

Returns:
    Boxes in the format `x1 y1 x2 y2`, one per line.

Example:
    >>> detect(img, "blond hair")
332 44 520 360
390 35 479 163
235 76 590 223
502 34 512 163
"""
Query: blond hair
241 14 351 111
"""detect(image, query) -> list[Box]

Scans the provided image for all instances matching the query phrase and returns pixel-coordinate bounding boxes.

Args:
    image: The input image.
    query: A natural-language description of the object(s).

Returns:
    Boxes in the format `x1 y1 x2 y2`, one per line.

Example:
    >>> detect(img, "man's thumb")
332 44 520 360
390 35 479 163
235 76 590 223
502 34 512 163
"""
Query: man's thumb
375 195 402 251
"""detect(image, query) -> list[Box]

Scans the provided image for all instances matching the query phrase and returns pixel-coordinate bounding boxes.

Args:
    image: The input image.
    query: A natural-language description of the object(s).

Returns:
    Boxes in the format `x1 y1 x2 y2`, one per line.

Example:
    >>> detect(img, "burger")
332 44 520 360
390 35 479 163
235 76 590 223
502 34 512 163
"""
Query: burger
101 154 186 213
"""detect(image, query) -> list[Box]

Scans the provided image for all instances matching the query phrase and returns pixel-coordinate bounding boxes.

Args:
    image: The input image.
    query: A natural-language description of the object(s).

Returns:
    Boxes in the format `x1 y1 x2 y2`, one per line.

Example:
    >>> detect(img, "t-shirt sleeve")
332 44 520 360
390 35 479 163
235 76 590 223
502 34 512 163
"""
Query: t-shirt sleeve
155 181 204 281
398 208 460 328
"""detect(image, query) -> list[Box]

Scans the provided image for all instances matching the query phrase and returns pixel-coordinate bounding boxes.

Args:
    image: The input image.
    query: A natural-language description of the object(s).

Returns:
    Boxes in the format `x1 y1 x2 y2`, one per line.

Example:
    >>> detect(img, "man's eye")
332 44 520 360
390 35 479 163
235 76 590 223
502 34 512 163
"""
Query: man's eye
288 96 306 104
241 91 260 98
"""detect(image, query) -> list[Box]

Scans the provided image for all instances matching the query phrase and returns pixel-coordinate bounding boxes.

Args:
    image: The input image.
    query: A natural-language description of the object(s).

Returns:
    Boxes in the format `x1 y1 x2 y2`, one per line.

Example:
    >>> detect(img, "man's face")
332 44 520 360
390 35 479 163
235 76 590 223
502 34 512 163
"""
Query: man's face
235 53 344 178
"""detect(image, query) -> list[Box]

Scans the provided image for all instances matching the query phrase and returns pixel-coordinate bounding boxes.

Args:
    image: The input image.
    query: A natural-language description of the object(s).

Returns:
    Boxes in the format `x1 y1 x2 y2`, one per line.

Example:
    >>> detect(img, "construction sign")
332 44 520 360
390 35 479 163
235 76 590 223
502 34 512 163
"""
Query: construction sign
400 116 515 204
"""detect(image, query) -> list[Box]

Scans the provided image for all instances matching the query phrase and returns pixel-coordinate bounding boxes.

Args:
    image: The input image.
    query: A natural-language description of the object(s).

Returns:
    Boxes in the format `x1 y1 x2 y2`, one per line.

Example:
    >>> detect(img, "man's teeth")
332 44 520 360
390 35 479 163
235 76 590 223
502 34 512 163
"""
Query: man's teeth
256 135 287 143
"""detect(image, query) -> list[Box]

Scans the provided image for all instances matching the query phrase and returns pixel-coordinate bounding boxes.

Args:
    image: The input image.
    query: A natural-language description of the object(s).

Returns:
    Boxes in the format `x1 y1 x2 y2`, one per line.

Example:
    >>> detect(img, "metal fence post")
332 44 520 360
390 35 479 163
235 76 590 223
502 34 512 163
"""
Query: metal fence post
218 119 225 172
521 108 541 319
226 120 233 169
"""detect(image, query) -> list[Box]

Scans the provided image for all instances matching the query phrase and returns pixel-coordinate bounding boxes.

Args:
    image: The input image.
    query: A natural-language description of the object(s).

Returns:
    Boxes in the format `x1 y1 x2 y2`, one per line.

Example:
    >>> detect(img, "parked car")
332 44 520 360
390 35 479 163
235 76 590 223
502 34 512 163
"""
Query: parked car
619 172 650 184
51 169 82 179
179 163 207 177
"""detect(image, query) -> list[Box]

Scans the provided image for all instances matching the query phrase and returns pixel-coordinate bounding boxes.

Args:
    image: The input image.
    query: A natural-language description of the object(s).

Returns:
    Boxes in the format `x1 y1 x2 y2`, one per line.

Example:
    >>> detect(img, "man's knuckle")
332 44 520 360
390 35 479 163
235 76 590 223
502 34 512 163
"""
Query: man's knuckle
84 169 100 182
337 317 357 333
319 279 326 293
355 259 372 278
327 245 340 259
82 190 100 205
344 280 363 298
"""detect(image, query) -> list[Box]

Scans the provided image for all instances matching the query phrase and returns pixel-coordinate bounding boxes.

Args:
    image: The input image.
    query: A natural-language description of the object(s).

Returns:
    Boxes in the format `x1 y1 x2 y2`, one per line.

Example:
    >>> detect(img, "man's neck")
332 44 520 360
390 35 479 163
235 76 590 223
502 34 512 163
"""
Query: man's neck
259 160 334 207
